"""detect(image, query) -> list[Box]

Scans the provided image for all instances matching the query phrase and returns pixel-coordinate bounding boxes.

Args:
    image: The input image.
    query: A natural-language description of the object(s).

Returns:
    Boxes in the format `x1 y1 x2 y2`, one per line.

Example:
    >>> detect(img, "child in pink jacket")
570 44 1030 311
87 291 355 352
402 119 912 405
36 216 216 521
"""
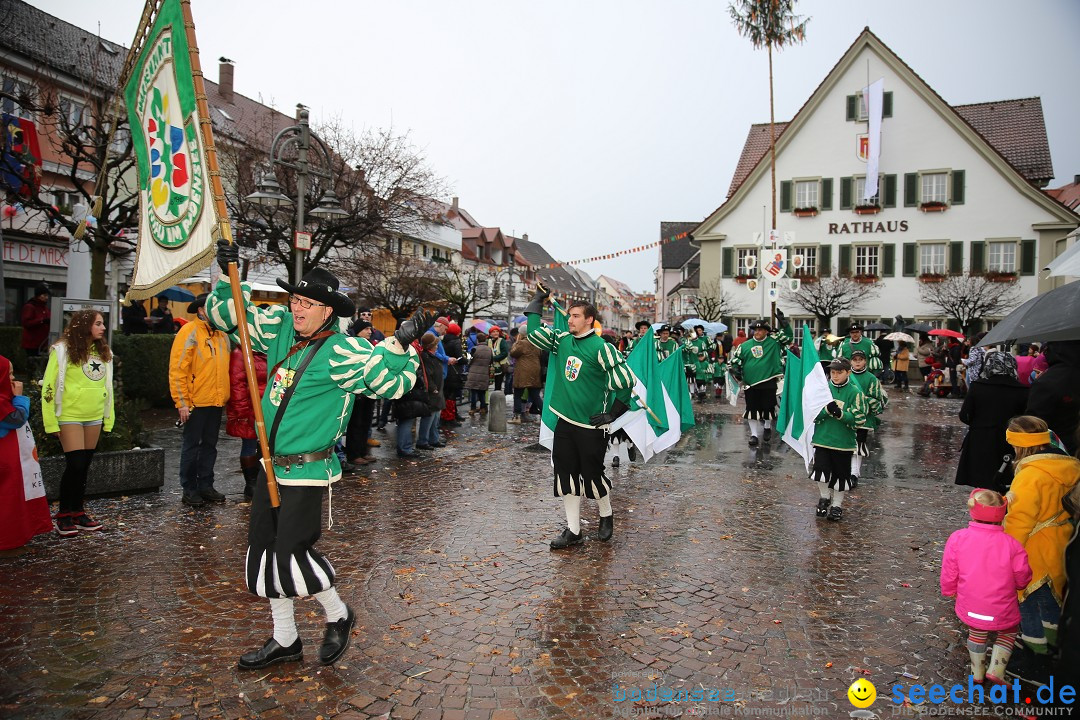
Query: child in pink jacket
941 489 1032 684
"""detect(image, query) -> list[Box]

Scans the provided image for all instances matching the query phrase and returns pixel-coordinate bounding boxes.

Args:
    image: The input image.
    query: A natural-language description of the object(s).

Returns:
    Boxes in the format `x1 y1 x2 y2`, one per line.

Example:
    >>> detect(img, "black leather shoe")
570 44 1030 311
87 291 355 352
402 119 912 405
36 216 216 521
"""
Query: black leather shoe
237 637 303 670
596 516 613 542
815 498 830 517
182 491 206 507
397 451 417 459
763 428 772 441
827 506 843 522
549 528 584 550
319 606 355 665
748 436 759 447
415 444 434 451
848 475 859 490
200 488 226 502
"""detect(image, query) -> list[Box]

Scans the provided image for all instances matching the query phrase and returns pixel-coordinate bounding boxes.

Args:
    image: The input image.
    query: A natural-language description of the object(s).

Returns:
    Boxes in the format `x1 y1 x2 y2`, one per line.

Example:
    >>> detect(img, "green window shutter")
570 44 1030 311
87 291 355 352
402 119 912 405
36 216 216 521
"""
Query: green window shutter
882 91 894 118
837 316 851 334
902 242 917 277
1020 239 1037 275
846 95 857 121
904 173 918 207
722 248 734 278
949 241 964 275
818 245 832 277
951 169 966 205
780 180 792 212
820 178 833 211
840 177 853 210
839 245 852 276
882 244 896 277
970 241 986 274
883 174 897 208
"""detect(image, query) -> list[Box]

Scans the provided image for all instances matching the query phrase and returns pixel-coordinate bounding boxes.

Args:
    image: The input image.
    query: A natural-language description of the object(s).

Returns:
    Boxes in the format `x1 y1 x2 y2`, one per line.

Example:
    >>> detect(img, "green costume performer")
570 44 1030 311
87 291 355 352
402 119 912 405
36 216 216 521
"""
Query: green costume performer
812 357 868 522
685 329 713 400
655 327 678 363
208 242 430 671
729 312 792 445
849 349 889 487
524 287 635 550
837 324 882 372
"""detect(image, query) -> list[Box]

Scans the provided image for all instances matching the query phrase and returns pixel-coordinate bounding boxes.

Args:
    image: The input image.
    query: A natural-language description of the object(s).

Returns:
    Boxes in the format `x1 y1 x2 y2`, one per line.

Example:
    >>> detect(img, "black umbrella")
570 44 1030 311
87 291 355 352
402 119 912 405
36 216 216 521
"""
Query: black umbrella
905 322 935 334
863 321 892 331
978 282 1080 347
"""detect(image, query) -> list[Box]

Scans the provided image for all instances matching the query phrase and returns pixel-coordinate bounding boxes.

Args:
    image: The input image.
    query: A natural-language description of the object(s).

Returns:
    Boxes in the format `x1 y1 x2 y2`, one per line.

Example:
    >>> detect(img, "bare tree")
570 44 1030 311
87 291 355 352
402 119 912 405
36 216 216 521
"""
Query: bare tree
223 120 448 278
436 263 505 323
918 273 1022 331
781 268 879 331
333 245 443 323
0 76 138 298
692 278 743 321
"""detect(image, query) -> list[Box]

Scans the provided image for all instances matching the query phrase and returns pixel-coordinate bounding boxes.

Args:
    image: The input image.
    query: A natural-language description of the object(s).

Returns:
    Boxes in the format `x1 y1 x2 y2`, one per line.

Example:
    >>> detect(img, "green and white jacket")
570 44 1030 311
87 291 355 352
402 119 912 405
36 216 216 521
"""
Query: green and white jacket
527 316 635 428
851 368 888 430
206 279 419 486
812 378 867 451
838 336 882 371
729 323 792 387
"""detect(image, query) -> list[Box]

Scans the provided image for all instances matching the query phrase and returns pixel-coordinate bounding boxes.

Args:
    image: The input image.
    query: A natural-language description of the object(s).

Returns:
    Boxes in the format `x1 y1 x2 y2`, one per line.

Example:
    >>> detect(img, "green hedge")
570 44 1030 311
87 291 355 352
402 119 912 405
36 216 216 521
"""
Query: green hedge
111 334 177 408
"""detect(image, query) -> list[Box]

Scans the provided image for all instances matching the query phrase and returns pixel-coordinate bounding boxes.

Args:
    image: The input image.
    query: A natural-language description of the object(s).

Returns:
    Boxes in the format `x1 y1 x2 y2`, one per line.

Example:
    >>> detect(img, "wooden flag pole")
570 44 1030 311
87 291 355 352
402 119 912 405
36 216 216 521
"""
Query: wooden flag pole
180 0 280 508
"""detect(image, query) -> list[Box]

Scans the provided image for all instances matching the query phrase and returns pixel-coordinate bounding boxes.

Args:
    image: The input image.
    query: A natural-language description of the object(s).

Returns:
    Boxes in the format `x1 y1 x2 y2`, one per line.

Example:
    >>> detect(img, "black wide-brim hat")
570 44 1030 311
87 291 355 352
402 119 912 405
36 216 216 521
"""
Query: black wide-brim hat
276 267 355 317
750 320 771 331
187 293 208 313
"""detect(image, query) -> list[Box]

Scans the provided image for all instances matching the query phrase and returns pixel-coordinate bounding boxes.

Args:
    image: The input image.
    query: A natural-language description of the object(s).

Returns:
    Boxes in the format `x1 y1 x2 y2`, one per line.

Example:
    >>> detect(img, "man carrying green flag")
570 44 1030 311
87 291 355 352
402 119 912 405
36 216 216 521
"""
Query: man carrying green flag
525 284 636 549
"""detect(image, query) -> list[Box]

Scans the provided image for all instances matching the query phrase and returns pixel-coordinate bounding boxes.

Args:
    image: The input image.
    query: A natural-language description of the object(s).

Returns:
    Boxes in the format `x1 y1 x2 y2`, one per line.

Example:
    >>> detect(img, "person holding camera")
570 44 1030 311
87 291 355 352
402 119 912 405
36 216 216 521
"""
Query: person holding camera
811 357 868 522
524 284 636 549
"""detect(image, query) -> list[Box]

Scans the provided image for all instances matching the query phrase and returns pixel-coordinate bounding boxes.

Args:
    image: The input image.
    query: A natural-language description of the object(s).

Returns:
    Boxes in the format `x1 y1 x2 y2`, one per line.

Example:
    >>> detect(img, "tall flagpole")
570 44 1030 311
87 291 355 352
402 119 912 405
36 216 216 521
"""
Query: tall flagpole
179 0 280 508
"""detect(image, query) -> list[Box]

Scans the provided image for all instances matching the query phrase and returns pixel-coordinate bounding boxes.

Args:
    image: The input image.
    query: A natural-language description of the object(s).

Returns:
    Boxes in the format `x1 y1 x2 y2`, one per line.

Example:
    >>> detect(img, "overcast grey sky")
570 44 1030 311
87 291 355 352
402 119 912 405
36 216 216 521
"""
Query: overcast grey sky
34 0 1080 292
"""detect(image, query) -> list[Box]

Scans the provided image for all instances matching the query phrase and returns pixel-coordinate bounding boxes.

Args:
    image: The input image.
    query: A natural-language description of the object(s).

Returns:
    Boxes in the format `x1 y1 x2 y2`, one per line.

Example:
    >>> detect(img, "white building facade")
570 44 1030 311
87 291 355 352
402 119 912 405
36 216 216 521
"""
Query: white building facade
694 29 1077 337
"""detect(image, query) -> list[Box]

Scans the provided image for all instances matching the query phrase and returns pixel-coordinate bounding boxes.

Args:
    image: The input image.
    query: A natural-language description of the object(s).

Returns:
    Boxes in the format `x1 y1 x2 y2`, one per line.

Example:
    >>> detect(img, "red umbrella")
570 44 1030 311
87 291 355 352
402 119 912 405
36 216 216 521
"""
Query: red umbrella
929 328 964 339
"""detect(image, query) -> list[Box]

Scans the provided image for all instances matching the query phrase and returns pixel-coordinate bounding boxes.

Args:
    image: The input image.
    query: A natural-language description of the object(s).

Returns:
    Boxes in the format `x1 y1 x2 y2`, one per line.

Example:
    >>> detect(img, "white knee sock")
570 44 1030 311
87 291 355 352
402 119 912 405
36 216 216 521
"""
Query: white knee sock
831 490 845 508
851 455 863 476
748 419 763 438
818 484 832 500
314 587 348 623
563 495 582 535
270 597 298 647
763 419 772 430
597 495 612 518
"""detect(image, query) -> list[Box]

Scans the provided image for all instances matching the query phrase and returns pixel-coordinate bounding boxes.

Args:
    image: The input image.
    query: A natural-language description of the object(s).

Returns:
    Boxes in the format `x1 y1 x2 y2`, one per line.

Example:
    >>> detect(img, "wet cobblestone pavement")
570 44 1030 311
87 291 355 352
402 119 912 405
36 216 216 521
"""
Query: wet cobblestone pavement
0 391 1002 719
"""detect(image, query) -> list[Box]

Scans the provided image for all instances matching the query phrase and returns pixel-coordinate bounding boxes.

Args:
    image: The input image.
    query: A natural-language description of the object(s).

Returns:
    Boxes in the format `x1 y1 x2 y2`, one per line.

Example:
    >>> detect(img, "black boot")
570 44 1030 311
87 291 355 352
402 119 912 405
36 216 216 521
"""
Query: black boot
549 528 584 550
242 464 260 500
596 516 613 542
319 605 356 665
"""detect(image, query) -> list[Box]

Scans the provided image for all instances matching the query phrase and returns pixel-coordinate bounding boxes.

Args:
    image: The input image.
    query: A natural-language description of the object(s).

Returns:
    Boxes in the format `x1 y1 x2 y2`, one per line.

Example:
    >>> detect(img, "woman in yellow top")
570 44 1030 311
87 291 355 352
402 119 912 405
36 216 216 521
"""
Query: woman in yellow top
41 310 114 537
1003 415 1080 674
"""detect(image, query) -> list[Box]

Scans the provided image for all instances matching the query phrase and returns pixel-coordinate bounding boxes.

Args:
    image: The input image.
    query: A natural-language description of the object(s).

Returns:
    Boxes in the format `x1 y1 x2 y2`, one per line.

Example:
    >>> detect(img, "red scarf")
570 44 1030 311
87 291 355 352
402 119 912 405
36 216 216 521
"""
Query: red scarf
0 355 16 420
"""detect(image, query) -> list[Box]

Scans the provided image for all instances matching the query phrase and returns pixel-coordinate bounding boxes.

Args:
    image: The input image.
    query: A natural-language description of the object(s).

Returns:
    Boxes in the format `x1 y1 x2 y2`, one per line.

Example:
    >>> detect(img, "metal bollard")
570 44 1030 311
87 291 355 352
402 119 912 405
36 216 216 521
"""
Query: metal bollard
487 390 507 433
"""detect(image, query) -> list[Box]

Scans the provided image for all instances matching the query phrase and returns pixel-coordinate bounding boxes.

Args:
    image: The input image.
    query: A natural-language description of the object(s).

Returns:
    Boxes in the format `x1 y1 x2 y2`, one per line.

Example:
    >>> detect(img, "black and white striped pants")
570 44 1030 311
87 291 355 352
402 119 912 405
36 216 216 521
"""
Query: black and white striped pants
552 418 610 500
245 470 335 599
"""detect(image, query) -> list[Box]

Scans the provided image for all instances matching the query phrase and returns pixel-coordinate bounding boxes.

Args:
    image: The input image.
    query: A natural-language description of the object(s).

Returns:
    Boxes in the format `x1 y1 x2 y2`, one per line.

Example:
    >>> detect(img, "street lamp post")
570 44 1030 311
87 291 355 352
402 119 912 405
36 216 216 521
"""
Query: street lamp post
246 105 349 283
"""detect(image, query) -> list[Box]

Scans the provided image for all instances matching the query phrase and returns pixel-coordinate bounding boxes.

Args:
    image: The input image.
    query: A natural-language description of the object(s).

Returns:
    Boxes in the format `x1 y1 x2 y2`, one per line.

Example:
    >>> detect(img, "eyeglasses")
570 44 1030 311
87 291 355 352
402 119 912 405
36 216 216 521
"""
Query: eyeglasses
289 296 327 310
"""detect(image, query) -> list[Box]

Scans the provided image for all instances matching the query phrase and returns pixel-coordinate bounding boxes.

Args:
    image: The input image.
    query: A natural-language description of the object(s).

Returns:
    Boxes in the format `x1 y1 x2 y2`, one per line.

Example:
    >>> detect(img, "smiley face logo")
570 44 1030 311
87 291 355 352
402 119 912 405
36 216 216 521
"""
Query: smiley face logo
847 678 876 708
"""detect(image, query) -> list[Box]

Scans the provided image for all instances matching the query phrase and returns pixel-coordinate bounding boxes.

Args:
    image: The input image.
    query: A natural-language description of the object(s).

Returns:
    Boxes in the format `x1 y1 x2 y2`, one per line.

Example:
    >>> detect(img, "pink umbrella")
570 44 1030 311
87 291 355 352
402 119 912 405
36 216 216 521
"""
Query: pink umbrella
471 319 492 334
929 328 964 339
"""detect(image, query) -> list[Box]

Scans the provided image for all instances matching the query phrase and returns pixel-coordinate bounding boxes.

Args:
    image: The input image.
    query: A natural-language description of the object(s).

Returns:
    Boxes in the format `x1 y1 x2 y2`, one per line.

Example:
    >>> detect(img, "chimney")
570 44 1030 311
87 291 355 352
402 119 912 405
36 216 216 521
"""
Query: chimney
451 196 459 213
1075 174 1080 185
522 233 528 243
218 57 234 103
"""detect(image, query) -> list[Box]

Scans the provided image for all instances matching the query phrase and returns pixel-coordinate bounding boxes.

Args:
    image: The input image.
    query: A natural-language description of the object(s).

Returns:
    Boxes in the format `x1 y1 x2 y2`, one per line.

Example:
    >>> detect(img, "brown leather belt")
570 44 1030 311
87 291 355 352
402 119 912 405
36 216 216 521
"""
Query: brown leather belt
272 448 332 469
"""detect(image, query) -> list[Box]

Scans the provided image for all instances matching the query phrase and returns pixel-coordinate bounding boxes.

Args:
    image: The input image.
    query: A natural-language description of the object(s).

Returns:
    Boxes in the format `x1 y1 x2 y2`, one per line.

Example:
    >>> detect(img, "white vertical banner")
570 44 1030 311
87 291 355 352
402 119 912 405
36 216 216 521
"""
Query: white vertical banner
862 78 884 202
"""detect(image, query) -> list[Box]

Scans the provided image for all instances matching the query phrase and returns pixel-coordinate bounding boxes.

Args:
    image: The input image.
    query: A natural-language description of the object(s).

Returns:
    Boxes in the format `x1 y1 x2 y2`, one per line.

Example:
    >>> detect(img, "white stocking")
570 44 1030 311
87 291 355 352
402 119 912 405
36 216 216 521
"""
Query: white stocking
832 490 845 508
314 586 348 623
563 495 582 535
270 597 298 647
851 455 863 476
597 494 612 518
748 419 764 438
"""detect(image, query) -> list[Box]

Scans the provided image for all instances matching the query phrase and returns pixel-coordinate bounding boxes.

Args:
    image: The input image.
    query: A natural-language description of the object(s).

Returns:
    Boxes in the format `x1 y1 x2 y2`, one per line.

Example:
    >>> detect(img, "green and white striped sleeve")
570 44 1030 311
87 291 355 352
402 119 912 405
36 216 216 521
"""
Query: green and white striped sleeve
525 314 560 352
328 336 420 400
205 279 286 353
598 341 636 392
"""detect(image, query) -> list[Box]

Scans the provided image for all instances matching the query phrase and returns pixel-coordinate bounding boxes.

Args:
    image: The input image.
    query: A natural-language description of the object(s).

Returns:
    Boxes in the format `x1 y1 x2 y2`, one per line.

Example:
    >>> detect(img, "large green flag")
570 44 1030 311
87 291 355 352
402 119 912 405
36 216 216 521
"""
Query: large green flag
777 323 834 469
659 352 696 433
538 299 570 450
625 328 669 437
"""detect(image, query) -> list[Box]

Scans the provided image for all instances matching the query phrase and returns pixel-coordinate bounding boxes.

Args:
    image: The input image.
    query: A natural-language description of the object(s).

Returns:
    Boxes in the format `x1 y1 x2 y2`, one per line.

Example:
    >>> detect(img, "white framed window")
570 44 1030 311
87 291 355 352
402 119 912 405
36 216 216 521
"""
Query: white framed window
1 74 36 120
855 245 879 276
791 319 813 346
59 95 92 129
796 246 817 276
987 241 1017 273
984 319 1000 332
736 247 756 276
854 175 882 206
794 179 819 209
919 243 947 275
734 317 753 337
921 172 949 204
854 90 869 121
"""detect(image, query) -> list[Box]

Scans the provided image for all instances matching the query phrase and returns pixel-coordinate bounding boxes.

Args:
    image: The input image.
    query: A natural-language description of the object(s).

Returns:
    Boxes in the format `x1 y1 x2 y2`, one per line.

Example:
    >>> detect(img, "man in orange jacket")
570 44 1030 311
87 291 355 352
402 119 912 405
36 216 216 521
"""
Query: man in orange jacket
169 293 231 506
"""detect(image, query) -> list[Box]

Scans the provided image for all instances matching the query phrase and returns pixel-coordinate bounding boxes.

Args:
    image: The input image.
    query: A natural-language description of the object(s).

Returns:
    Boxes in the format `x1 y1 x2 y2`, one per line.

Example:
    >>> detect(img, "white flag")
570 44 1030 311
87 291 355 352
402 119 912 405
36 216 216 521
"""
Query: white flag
862 78 884 202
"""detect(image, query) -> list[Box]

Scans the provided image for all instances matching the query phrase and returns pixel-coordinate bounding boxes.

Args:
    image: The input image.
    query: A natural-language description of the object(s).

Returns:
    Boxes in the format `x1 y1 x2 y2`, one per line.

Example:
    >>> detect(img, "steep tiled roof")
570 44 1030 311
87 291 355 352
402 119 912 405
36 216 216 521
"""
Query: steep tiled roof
514 235 557 266
668 267 700 296
660 221 700 269
953 98 1054 186
726 123 790 199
